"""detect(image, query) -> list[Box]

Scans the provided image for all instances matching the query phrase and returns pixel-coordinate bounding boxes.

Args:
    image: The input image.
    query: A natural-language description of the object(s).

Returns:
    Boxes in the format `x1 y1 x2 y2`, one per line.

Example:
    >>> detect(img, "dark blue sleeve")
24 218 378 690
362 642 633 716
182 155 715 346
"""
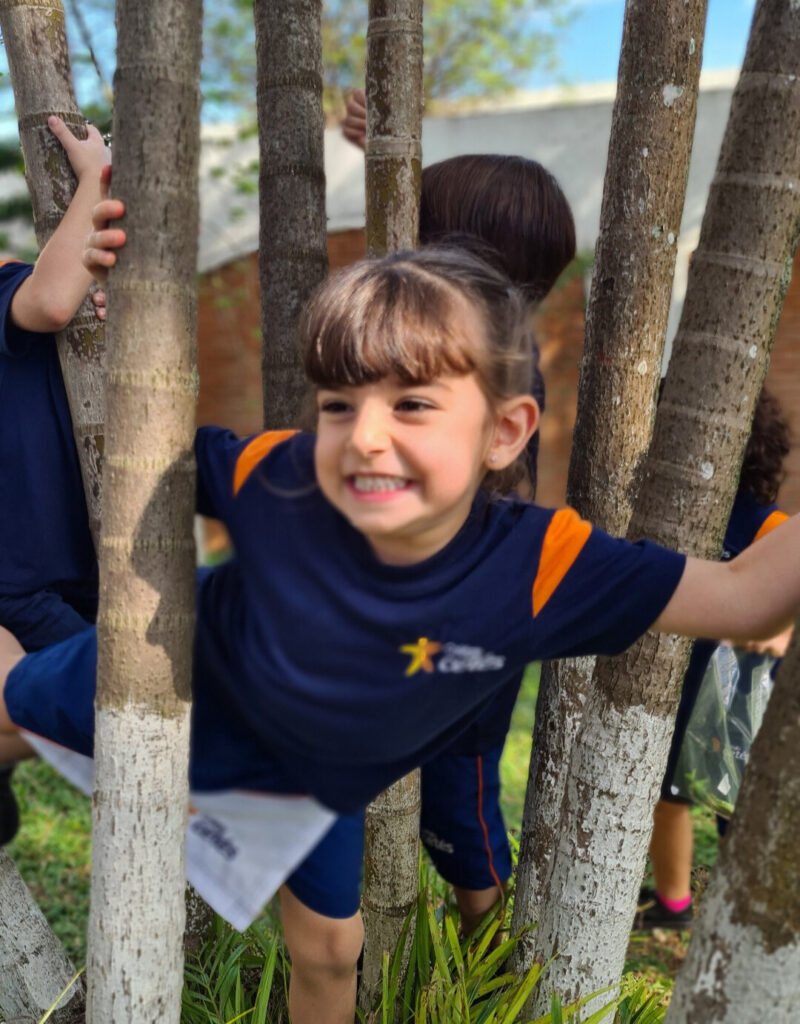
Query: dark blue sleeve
195 426 247 521
0 261 37 357
534 530 687 660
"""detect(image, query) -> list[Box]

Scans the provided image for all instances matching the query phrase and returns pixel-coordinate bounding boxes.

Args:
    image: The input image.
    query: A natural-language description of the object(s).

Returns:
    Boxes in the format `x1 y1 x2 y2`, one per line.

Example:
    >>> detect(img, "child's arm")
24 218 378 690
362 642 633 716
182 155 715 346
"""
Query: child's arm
654 515 800 642
10 117 109 333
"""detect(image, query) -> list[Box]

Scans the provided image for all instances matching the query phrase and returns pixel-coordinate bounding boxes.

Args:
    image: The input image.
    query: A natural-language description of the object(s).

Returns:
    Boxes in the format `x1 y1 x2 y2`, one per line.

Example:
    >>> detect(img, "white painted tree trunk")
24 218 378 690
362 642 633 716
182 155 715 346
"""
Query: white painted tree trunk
0 851 85 1023
526 639 688 1013
86 0 202 1020
667 626 800 1023
358 1 424 1011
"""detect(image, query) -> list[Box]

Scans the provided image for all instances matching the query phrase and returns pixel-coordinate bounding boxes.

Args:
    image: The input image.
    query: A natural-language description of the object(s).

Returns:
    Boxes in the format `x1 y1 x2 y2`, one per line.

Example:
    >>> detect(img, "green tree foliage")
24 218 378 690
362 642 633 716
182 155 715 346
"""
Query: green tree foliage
2 0 570 129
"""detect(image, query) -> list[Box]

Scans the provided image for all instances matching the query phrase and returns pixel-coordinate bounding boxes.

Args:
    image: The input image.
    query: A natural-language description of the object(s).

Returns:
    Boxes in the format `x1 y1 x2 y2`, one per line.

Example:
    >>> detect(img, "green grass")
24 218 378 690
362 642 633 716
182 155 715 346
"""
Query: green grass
5 662 718 1015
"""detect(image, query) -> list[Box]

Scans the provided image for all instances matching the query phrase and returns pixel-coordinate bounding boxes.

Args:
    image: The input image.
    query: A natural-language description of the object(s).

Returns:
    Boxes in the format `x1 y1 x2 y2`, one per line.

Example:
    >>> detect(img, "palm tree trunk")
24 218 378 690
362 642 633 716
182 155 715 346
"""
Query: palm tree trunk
518 0 800 1013
359 1 423 1013
254 0 328 428
86 0 202 1019
512 0 708 988
0 0 105 544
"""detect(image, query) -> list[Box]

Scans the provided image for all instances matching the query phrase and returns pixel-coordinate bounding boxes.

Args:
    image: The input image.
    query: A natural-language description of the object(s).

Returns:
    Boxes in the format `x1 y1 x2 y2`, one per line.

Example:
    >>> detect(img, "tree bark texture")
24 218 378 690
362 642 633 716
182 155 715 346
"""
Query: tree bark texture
512 0 707 985
358 773 421 1013
358 3 424 1013
666 623 800 1023
86 1 202 1021
365 0 423 256
0 0 105 543
254 0 328 428
0 3 101 1018
518 0 800 1012
0 851 86 1024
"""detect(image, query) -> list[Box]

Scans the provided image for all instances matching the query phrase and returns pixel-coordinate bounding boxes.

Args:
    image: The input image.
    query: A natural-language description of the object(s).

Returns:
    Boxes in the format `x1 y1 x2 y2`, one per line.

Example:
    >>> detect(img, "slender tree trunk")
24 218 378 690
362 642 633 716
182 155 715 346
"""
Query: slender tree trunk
254 0 328 428
0 4 101 1019
512 0 707 980
0 851 85 1024
86 1 202 1020
358 2 423 1013
667 623 800 1023
0 0 105 544
518 0 800 1012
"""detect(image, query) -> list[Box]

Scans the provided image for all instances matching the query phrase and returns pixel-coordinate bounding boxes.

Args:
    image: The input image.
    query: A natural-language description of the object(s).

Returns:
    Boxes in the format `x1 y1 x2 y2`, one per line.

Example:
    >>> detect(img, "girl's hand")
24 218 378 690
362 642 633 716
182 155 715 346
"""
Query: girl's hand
48 115 110 182
83 165 126 284
342 89 367 151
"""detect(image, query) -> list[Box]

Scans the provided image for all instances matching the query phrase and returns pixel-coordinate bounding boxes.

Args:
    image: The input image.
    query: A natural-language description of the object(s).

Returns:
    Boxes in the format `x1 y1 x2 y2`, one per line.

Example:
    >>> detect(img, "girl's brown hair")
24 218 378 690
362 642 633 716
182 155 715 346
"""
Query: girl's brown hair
420 154 576 303
740 387 791 505
300 247 540 495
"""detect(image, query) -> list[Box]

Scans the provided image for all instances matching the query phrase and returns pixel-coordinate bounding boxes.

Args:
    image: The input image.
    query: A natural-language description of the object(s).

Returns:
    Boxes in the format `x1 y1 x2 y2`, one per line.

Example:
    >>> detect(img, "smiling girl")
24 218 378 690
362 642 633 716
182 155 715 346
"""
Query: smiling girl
2 246 800 1024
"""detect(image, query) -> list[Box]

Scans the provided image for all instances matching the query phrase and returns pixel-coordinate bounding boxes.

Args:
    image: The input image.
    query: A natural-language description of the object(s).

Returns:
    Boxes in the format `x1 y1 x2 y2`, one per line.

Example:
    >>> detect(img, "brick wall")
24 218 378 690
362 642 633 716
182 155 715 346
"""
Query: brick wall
764 248 800 514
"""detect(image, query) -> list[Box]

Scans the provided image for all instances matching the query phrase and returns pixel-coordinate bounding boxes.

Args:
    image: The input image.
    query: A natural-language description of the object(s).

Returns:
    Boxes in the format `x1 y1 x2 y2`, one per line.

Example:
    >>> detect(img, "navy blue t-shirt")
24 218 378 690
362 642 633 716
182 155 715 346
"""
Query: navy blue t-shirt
0 261 97 596
8 427 687 814
190 427 686 812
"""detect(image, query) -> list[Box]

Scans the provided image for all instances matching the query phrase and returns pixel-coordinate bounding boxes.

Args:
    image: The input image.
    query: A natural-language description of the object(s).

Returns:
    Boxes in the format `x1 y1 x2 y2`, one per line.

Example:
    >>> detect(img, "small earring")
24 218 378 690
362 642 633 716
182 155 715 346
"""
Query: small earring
488 453 498 465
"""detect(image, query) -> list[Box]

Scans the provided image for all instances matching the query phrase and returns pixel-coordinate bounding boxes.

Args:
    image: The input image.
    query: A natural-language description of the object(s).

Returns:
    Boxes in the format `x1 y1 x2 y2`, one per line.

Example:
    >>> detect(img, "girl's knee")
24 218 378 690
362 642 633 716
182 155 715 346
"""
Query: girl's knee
280 887 363 977
0 627 25 734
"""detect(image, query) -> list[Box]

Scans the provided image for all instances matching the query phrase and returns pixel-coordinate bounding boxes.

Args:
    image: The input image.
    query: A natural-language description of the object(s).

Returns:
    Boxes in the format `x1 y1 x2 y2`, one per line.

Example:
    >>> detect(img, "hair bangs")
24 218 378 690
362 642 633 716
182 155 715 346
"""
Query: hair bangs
302 261 480 388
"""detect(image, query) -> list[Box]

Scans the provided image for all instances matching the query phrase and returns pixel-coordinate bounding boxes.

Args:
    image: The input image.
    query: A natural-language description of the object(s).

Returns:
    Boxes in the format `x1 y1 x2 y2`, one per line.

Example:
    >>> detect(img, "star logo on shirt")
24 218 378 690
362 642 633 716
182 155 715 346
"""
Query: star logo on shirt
400 637 442 676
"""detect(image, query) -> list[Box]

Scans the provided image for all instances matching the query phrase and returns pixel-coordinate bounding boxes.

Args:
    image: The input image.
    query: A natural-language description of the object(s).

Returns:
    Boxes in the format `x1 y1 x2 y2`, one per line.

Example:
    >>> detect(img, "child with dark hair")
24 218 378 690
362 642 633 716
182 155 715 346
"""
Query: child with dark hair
0 116 108 843
637 386 792 931
4 228 800 1021
343 87 577 931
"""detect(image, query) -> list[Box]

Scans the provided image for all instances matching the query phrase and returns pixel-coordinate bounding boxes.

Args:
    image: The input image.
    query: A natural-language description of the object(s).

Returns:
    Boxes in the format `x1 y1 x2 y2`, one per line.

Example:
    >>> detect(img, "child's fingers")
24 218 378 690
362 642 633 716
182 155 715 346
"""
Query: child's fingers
91 197 125 232
86 227 126 253
47 114 74 149
83 247 115 283
100 163 112 198
91 289 106 308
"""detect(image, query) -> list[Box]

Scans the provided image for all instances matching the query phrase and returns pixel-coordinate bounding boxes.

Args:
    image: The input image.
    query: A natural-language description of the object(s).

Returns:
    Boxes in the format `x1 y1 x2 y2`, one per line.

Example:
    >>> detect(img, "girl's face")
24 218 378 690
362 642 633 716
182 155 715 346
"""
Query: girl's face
314 371 497 565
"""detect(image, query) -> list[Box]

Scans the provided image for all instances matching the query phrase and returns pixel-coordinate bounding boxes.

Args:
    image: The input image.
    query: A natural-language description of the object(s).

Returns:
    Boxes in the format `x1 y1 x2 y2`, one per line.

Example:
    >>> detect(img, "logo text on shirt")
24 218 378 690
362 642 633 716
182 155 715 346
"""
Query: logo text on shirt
400 638 505 676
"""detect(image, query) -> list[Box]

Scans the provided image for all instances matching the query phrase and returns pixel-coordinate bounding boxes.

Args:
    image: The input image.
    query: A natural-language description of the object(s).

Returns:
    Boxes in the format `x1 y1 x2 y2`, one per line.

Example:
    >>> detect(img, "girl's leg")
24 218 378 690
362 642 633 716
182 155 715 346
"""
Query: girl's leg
453 883 504 936
279 884 364 1024
0 625 34 762
650 799 693 902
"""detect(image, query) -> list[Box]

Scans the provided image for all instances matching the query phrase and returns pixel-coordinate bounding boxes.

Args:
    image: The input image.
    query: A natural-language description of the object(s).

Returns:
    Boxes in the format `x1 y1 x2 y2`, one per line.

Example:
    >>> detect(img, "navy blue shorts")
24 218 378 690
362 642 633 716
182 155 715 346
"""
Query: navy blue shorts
284 746 510 917
5 625 512 918
0 585 97 652
420 745 510 891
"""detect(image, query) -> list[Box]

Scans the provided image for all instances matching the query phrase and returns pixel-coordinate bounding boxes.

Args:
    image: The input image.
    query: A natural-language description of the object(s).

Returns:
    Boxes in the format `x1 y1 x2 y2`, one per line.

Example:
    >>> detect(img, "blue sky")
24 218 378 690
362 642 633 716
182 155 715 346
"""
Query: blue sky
531 0 757 88
0 0 759 137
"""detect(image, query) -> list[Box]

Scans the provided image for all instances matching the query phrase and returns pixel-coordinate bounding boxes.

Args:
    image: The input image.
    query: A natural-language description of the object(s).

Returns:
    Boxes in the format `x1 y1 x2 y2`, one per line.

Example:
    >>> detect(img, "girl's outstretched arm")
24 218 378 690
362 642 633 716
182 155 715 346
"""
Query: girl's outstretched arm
654 514 800 642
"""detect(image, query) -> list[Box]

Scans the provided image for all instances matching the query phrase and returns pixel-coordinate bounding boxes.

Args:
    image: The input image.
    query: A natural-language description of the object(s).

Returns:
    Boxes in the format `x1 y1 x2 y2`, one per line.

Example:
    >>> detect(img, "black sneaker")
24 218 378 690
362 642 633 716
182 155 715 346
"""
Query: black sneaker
634 887 692 931
0 764 20 845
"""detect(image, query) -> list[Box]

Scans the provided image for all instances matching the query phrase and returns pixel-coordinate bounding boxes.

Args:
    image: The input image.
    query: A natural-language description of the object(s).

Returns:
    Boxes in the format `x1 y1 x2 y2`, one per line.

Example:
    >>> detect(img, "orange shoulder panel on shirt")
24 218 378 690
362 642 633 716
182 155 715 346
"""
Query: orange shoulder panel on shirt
0 260 23 269
753 509 789 544
233 429 298 496
532 507 593 617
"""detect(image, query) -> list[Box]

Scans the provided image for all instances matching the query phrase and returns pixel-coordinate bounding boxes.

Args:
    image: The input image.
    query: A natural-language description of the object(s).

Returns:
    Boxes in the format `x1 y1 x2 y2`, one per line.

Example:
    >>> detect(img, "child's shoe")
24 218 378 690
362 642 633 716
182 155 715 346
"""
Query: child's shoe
0 764 20 845
634 887 693 931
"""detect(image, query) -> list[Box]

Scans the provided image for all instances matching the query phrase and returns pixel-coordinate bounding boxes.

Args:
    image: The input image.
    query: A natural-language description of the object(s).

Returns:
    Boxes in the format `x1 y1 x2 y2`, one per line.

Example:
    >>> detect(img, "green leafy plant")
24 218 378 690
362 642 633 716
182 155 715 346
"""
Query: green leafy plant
180 912 290 1024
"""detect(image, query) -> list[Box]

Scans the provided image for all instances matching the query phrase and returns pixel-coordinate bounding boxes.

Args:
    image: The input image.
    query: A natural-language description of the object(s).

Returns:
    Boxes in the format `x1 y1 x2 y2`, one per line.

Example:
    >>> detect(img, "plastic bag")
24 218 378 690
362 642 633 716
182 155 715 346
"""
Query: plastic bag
670 644 776 818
